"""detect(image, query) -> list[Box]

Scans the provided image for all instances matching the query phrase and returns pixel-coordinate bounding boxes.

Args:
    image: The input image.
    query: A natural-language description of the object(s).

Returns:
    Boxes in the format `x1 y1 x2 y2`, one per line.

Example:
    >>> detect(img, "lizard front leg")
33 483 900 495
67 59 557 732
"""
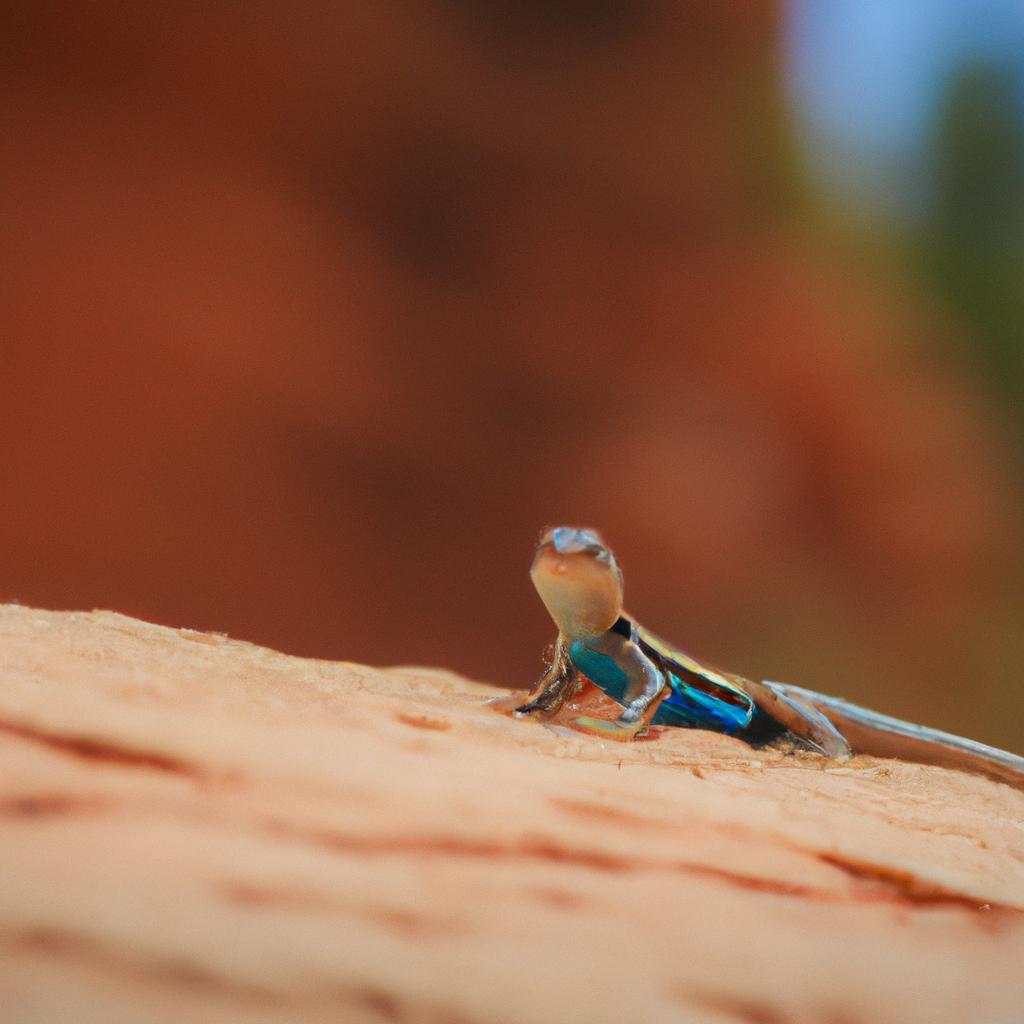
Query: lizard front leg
570 632 670 741
515 636 579 717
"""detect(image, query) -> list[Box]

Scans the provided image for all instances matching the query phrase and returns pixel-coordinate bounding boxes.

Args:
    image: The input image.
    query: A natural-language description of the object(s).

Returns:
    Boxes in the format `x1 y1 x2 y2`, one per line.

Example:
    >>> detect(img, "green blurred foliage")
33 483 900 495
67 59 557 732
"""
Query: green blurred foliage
920 62 1024 419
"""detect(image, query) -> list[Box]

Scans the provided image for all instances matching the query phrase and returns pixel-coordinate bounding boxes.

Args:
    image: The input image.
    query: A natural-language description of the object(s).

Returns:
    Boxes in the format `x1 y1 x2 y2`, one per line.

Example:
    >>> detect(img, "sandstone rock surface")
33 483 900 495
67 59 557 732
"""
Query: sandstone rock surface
0 605 1022 1024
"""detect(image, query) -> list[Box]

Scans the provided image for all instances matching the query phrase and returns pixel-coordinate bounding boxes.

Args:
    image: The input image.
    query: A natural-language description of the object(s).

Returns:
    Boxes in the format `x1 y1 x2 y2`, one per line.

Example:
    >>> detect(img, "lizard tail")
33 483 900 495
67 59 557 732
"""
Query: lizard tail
768 682 1024 791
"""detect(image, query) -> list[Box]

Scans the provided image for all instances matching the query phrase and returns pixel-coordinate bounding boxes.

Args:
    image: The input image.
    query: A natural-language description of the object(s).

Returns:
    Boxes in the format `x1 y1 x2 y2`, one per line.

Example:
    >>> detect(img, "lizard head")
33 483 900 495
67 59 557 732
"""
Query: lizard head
530 527 624 638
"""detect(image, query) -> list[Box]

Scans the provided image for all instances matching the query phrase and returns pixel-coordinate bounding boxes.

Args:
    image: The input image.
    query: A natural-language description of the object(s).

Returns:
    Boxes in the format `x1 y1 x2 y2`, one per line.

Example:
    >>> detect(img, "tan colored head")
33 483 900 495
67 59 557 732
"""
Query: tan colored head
530 527 624 638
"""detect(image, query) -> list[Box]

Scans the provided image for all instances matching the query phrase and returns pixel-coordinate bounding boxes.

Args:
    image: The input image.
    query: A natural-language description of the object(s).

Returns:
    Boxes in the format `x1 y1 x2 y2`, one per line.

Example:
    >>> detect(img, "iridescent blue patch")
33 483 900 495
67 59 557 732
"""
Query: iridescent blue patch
568 640 630 703
551 527 603 554
570 641 751 734
654 674 752 734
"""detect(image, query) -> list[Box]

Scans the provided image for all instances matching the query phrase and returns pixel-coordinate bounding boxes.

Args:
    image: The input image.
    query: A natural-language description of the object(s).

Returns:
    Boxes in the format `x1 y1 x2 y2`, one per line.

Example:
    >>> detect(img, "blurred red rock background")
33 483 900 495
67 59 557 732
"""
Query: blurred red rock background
1 3 1022 751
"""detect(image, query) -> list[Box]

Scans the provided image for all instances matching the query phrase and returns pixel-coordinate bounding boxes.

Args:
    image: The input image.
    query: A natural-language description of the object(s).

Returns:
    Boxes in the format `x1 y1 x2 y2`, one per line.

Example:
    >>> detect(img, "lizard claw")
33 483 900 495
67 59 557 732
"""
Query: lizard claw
514 696 563 717
485 694 530 715
514 700 542 715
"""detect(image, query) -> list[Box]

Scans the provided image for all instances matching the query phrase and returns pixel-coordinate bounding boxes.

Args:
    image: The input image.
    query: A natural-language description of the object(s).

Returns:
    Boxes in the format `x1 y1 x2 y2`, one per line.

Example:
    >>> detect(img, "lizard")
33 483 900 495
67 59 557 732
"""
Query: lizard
511 526 1024 790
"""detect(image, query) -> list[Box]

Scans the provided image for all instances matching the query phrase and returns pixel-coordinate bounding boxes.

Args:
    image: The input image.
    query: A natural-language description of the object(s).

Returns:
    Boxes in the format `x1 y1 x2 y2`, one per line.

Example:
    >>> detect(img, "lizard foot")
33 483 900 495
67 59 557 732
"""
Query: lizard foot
485 693 530 715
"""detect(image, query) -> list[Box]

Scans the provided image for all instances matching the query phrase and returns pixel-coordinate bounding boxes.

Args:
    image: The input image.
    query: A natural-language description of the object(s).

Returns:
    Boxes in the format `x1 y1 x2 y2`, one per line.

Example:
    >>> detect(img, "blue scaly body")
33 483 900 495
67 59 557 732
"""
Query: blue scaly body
569 639 752 734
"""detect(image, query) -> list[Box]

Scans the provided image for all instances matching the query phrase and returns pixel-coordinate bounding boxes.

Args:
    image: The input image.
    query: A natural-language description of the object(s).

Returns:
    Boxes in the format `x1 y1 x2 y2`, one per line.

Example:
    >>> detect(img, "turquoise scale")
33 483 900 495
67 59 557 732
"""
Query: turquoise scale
568 641 752 734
